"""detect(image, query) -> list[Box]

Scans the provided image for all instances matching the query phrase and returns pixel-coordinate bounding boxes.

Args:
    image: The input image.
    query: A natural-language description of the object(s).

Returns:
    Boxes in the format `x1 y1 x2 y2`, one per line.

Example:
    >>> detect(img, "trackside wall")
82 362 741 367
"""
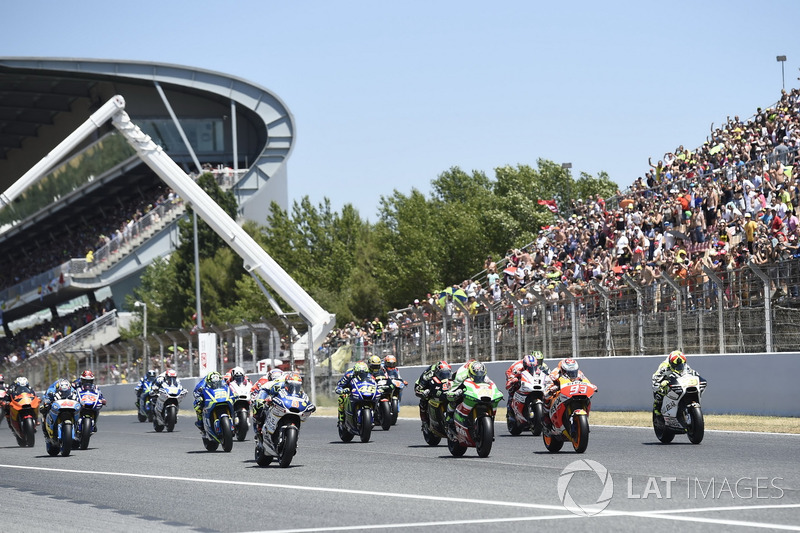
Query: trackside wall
100 353 800 417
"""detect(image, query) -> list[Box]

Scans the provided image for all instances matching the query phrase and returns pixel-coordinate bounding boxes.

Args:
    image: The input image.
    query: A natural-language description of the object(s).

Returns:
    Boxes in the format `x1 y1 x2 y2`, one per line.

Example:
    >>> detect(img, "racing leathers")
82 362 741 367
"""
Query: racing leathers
651 358 698 415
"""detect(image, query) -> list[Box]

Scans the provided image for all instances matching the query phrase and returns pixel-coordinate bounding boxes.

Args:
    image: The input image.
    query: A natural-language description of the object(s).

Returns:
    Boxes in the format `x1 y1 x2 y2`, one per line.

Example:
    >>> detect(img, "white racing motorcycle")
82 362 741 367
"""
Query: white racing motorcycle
152 383 188 433
229 380 252 441
255 385 315 468
653 370 707 444
506 368 548 436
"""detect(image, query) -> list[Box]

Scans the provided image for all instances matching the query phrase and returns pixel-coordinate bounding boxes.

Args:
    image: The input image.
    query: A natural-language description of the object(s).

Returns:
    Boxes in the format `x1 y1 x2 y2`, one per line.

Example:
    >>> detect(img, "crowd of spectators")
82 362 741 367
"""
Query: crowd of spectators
0 184 180 292
321 88 800 353
0 297 116 366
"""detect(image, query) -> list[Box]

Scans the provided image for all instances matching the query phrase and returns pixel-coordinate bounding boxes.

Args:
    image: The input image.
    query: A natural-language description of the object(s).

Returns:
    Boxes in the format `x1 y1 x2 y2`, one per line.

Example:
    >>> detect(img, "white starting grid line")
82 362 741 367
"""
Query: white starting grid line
1 463 798 532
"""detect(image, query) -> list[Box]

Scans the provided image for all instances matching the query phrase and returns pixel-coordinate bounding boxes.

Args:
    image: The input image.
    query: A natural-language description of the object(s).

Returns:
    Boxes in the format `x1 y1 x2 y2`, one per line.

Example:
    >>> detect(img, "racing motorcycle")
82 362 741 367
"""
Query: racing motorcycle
7 386 40 447
446 378 503 458
255 388 315 468
0 387 7 426
44 397 78 457
200 382 235 452
137 381 155 423
653 370 707 445
506 367 547 436
420 377 451 446
152 383 188 433
373 375 394 431
229 380 251 441
338 376 377 443
386 375 406 426
541 378 597 453
76 388 104 449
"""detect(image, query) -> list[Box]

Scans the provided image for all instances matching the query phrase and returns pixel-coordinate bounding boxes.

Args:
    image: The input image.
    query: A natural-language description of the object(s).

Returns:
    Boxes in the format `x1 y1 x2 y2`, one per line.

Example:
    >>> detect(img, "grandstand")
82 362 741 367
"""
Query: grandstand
0 58 295 379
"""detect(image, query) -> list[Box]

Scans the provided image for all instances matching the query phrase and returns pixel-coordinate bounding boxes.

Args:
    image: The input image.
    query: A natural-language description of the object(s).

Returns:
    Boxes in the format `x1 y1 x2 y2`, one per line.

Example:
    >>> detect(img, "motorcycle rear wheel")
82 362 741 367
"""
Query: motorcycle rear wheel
686 406 704 444
221 417 234 452
359 408 373 443
391 398 400 426
60 422 73 457
506 407 522 437
447 436 467 457
475 416 494 458
235 408 248 441
255 442 273 467
22 417 36 447
653 412 675 444
279 426 298 468
166 405 178 433
572 415 589 453
543 433 563 453
79 416 92 450
531 402 544 436
379 402 391 431
338 420 354 442
422 424 441 446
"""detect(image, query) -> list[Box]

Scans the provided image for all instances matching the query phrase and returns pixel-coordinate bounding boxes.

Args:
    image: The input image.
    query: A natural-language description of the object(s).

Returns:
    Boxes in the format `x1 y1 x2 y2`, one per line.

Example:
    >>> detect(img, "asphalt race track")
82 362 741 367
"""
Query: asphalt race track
1 413 798 532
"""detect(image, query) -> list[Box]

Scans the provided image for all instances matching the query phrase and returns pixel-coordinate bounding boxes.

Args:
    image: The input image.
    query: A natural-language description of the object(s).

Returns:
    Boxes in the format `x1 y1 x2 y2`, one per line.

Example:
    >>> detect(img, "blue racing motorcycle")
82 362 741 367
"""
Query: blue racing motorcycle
338 377 377 443
44 397 79 457
200 382 235 452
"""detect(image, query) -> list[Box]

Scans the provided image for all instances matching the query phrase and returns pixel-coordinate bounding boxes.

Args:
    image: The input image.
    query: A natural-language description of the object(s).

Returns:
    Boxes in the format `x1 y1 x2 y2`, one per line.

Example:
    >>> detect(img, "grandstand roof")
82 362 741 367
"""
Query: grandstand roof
0 58 296 326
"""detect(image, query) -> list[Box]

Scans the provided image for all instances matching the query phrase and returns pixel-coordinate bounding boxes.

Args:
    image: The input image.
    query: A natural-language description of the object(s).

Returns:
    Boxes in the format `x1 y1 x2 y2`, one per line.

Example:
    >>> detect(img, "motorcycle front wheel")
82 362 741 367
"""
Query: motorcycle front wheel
278 426 298 468
531 402 545 436
475 416 494 458
166 405 178 432
79 416 92 450
379 402 391 431
22 417 36 447
60 421 73 457
220 417 234 452
391 397 400 426
686 405 705 444
572 415 589 453
359 408 373 443
235 408 248 441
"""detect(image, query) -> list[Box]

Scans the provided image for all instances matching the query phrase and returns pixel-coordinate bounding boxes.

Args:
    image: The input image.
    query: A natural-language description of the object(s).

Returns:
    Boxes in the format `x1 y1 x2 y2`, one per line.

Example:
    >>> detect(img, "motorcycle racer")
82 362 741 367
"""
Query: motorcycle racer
227 366 251 387
335 362 375 423
382 355 402 380
445 361 492 427
135 370 157 410
505 352 549 401
41 378 78 415
252 369 288 432
151 369 181 397
414 360 452 425
4 377 36 425
367 355 385 379
545 359 591 407
193 371 228 433
652 350 698 416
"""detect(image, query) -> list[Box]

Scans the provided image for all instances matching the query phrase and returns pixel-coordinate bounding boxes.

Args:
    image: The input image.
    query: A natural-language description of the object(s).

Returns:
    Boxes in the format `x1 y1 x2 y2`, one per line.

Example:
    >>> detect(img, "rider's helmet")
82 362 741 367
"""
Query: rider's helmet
522 354 536 373
268 369 285 382
56 379 72 398
164 369 178 386
15 377 29 389
352 361 370 381
0 373 4 386
468 361 487 383
146 370 157 381
231 366 245 385
80 370 95 391
367 355 382 374
283 372 303 395
532 350 545 367
206 371 223 389
383 355 397 369
561 359 580 381
668 350 686 373
434 361 452 381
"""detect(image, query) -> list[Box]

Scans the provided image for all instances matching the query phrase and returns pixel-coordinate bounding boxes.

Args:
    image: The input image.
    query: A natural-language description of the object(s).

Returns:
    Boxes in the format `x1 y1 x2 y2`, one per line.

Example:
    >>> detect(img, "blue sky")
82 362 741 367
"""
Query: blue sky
4 1 799 221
